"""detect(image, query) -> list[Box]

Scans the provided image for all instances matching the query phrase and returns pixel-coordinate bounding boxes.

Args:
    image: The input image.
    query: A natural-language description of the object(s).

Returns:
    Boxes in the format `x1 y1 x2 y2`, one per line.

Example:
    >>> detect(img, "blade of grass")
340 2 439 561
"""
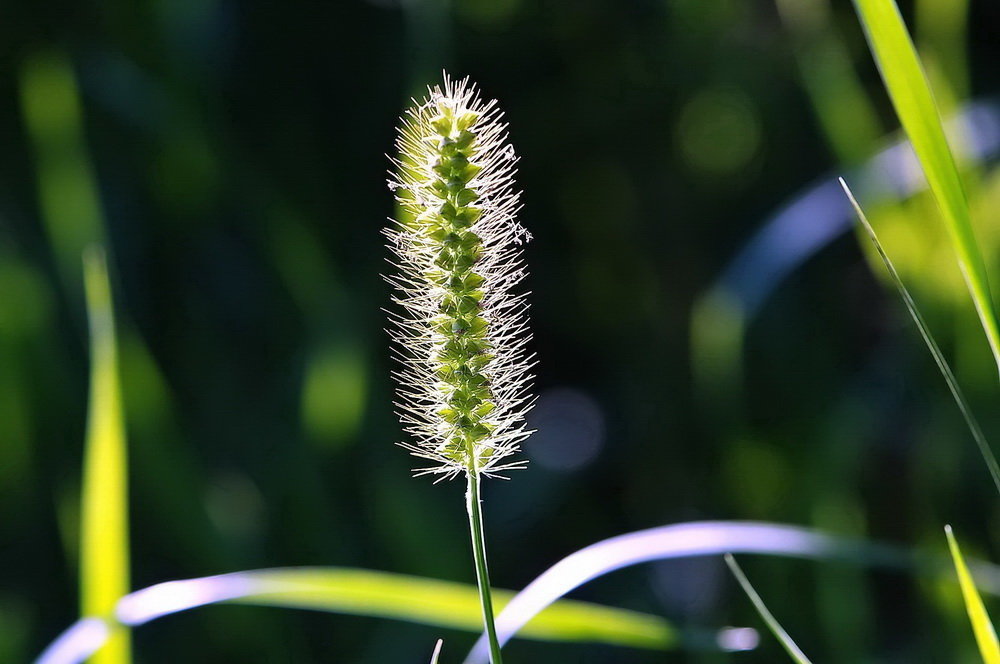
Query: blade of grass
851 0 1000 374
232 568 676 650
36 568 680 664
945 526 1000 664
840 178 1000 495
724 555 813 664
466 520 899 663
80 247 130 664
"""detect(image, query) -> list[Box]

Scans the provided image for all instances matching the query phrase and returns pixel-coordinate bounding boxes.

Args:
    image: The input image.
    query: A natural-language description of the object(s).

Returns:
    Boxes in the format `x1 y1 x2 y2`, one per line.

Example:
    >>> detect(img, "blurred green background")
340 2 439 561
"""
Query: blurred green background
4 0 1000 661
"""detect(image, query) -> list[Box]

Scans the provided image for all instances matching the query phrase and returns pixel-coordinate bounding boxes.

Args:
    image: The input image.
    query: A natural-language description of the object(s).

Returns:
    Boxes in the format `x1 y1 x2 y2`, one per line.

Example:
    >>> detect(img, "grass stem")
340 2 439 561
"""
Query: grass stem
466 472 503 663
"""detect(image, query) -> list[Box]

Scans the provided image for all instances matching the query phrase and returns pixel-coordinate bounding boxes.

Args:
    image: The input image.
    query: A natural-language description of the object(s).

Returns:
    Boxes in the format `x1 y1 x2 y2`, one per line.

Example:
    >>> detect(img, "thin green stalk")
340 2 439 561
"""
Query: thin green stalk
841 178 1000 496
725 554 813 664
466 472 503 664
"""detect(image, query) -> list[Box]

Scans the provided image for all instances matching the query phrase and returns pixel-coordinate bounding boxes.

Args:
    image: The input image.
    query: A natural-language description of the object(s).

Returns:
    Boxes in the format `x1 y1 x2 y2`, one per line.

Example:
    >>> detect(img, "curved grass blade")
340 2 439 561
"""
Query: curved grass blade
464 520 907 664
35 567 677 664
851 0 1000 374
80 247 130 664
725 554 813 664
40 524 1000 664
840 179 1000 496
226 568 674 649
945 526 1000 664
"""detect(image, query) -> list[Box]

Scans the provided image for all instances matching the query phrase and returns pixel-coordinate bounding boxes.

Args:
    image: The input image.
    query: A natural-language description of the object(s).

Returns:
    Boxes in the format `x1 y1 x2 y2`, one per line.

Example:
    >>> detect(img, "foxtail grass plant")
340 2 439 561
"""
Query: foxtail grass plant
386 74 534 664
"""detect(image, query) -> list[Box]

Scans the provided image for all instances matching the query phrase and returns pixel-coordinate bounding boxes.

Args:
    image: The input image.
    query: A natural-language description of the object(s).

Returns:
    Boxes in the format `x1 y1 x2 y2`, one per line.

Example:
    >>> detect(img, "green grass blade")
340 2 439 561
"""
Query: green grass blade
945 526 1000 664
19 52 106 290
724 555 812 664
840 179 1000 496
80 247 131 664
36 567 684 662
234 568 676 650
851 0 1000 374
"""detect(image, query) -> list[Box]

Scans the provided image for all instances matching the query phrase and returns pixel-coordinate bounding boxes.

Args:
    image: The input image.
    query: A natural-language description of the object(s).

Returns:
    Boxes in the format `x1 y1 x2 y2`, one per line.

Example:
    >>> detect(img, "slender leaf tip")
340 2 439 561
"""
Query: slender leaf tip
944 526 1000 664
725 554 813 664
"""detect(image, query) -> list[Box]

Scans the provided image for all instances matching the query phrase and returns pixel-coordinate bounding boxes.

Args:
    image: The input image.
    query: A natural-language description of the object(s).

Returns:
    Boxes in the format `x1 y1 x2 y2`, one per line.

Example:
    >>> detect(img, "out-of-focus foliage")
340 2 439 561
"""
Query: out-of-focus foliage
2 0 1000 662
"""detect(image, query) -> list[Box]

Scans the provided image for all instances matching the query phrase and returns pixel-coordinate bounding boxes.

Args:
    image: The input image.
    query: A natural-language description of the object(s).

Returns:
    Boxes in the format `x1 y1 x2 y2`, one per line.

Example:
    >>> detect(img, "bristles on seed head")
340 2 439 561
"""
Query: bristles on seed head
386 73 533 480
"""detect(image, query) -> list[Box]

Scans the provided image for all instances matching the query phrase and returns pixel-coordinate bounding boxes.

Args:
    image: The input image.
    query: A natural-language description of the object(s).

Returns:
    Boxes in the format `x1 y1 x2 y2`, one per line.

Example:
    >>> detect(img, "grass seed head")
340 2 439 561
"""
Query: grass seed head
386 74 533 480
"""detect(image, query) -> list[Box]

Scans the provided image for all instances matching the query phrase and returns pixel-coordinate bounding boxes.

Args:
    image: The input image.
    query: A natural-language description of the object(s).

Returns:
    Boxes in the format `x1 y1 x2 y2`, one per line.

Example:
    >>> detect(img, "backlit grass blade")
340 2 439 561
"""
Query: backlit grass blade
851 0 1000 374
36 568 680 664
80 248 130 664
945 526 1000 664
840 179 1000 495
724 555 812 664
234 568 675 650
467 520 897 663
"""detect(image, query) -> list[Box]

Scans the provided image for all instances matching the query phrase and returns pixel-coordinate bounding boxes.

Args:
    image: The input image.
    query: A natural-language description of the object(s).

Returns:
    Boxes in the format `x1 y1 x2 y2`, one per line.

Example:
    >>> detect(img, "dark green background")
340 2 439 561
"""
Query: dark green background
3 0 1000 661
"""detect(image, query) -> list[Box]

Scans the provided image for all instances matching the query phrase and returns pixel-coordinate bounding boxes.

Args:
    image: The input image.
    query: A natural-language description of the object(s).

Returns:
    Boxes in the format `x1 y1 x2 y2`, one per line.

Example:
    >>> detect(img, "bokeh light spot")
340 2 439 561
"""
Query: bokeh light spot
525 387 605 472
677 87 761 176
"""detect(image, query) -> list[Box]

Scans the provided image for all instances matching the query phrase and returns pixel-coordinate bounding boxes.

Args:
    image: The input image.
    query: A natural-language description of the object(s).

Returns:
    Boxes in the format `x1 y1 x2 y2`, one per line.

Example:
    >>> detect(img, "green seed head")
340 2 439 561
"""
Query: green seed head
387 74 533 480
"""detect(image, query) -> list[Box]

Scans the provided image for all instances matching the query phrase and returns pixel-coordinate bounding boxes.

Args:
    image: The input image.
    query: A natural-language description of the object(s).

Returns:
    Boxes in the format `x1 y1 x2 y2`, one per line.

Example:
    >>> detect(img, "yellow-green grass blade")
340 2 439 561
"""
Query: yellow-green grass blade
37 568 683 662
945 526 1000 664
80 248 131 664
724 555 812 664
232 568 676 650
841 179 1000 495
851 0 1000 374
